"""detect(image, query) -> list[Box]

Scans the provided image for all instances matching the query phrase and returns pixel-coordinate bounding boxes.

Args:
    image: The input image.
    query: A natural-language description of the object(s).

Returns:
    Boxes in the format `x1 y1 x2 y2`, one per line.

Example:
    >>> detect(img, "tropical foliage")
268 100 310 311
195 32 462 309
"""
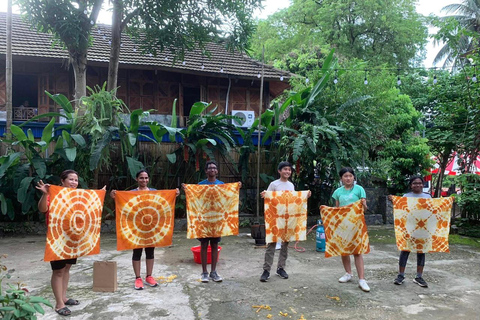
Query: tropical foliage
2 0 480 224
0 254 53 319
154 101 240 186
251 0 428 71
456 174 480 220
432 0 480 69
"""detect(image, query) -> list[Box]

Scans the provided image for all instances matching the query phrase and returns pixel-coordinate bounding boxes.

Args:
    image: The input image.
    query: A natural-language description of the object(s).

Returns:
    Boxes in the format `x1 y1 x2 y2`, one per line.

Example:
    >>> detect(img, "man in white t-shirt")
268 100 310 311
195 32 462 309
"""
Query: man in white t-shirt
259 161 311 282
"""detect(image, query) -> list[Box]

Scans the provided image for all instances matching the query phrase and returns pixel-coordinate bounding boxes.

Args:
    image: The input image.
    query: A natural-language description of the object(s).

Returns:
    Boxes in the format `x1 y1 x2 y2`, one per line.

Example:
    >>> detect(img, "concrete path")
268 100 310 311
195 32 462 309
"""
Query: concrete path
1 226 479 320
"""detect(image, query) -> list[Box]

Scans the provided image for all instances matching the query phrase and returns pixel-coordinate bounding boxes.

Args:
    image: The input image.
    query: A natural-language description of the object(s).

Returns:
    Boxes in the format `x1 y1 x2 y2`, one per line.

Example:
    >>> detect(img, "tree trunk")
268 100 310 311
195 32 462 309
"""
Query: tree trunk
5 0 12 138
107 0 123 92
434 152 450 198
71 52 88 107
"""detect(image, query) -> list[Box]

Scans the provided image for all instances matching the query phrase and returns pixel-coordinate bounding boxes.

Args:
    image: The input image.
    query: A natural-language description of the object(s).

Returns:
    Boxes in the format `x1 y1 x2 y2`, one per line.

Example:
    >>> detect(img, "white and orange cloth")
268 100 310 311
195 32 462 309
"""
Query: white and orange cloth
320 200 370 258
184 182 240 239
392 196 453 253
264 191 309 243
44 185 105 262
115 190 177 250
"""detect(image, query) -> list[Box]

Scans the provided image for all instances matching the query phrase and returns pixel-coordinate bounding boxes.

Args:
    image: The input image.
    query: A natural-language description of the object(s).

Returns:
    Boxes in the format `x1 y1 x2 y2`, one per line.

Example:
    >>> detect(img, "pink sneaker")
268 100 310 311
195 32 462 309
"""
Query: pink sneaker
134 278 144 290
145 276 158 287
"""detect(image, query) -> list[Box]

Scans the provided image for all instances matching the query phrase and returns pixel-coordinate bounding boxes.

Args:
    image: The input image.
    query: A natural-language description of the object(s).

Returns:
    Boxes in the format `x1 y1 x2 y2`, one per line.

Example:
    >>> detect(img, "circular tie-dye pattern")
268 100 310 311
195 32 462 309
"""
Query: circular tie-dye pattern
117 192 175 249
45 186 103 261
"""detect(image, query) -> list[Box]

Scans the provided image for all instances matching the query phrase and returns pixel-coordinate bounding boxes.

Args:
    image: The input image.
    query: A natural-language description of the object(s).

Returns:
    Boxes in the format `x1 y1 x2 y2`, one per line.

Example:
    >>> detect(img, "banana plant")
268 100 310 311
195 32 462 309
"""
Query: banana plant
2 119 60 215
0 152 22 219
0 91 87 218
271 49 371 189
182 102 239 173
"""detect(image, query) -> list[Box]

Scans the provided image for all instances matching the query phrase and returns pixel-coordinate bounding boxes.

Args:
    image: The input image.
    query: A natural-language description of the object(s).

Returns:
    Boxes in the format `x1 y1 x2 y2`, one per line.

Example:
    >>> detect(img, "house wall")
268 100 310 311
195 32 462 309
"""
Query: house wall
0 60 270 122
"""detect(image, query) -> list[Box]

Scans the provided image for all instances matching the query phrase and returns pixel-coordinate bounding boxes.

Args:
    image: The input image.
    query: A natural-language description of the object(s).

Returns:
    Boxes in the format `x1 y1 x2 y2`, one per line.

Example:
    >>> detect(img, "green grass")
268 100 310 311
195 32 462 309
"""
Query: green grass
449 234 480 249
368 228 396 245
368 227 480 249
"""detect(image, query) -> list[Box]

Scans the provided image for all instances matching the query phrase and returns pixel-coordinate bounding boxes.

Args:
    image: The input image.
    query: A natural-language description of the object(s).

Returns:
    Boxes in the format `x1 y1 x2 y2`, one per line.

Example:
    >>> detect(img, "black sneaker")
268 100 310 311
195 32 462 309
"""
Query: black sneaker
413 277 428 288
276 268 288 279
394 274 405 285
260 270 270 282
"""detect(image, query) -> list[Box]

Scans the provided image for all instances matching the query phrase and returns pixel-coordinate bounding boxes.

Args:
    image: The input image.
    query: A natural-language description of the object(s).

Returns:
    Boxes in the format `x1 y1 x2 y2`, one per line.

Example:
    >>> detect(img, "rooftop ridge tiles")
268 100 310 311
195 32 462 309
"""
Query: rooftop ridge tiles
0 12 293 80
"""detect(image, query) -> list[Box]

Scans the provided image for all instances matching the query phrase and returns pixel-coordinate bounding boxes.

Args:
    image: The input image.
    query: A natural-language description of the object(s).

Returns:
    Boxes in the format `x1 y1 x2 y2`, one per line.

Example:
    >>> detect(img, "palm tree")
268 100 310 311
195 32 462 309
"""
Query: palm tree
433 0 480 69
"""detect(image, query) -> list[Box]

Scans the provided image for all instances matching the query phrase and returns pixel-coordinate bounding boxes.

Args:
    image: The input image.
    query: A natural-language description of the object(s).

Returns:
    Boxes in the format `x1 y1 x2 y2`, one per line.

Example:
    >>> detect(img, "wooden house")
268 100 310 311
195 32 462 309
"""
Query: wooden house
0 13 290 127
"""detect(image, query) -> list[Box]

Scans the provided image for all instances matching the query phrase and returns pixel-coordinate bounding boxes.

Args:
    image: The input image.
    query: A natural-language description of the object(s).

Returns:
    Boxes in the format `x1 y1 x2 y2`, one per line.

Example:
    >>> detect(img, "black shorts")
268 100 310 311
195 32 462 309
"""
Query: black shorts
50 258 77 270
198 237 221 244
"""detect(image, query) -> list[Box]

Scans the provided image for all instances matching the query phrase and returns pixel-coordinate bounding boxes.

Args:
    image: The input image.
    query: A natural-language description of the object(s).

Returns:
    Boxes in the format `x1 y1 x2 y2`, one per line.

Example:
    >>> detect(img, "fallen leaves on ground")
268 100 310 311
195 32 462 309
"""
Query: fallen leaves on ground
252 305 272 313
155 274 177 283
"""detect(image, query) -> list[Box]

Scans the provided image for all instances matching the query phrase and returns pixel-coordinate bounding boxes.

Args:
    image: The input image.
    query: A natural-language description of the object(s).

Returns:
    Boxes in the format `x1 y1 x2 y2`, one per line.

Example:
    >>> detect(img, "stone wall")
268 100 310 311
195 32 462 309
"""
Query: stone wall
365 187 388 225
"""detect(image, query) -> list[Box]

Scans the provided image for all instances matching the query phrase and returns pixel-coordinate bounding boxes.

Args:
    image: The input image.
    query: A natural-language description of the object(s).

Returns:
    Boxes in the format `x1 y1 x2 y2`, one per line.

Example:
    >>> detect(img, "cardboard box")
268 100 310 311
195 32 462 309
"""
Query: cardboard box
93 261 117 292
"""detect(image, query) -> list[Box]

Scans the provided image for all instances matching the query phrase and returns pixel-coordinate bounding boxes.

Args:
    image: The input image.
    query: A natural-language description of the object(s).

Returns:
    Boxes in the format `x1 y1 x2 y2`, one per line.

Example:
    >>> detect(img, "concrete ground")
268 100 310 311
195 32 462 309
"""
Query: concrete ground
1 226 480 320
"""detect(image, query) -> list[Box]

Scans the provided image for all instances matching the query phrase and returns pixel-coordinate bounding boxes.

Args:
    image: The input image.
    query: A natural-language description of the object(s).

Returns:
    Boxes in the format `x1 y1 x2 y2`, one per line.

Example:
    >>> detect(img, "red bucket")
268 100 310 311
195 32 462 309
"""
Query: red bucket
191 245 222 264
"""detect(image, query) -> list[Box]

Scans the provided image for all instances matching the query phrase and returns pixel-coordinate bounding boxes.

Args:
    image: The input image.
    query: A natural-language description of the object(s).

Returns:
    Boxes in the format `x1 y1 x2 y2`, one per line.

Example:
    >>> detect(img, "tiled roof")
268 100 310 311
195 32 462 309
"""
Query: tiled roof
0 12 292 82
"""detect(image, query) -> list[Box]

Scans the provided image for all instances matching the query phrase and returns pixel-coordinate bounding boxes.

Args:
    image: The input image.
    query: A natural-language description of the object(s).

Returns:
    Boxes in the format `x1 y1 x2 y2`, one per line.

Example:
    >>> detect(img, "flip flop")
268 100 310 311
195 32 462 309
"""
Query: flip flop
64 299 80 306
55 307 71 316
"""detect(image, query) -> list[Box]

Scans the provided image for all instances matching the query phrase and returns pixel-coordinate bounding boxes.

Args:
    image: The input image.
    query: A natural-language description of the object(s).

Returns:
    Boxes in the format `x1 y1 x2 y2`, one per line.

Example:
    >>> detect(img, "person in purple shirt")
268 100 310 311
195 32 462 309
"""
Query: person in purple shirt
389 175 431 288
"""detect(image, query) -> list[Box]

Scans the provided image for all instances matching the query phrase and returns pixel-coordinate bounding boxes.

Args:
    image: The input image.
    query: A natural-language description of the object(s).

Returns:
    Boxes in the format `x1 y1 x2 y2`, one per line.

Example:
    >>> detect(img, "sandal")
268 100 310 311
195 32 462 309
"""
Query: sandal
55 307 71 316
64 299 80 306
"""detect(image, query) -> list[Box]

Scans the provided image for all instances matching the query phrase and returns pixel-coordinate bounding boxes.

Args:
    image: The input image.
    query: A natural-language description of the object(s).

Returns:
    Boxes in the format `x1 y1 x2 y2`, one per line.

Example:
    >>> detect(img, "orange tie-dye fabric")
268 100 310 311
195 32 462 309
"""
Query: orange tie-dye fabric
44 185 105 262
264 191 309 243
184 182 240 239
392 196 453 253
320 200 370 258
115 190 177 251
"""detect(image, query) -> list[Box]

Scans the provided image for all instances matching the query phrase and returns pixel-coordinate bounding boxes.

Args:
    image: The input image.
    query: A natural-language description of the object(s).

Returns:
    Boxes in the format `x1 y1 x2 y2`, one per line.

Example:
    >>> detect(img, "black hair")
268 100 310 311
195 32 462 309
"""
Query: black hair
136 169 149 178
339 167 355 178
278 161 292 171
60 169 78 181
205 160 218 170
408 175 424 186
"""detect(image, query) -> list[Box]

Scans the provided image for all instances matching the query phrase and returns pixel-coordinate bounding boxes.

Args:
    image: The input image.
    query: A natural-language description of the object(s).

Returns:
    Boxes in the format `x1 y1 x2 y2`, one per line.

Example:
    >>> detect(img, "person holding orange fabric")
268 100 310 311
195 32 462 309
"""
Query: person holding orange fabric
259 161 311 282
182 160 224 283
36 170 81 316
111 169 180 290
182 160 241 283
388 175 431 288
332 167 370 292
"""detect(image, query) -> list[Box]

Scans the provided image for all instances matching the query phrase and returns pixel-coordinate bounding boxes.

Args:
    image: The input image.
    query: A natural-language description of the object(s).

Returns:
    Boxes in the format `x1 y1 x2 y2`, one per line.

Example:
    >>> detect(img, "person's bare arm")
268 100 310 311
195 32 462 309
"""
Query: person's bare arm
361 198 368 211
35 180 50 213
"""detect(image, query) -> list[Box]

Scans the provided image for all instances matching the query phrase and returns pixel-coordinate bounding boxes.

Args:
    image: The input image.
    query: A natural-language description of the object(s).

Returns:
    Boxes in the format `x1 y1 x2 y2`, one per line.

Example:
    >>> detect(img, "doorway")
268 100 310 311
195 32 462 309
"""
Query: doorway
183 87 201 117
